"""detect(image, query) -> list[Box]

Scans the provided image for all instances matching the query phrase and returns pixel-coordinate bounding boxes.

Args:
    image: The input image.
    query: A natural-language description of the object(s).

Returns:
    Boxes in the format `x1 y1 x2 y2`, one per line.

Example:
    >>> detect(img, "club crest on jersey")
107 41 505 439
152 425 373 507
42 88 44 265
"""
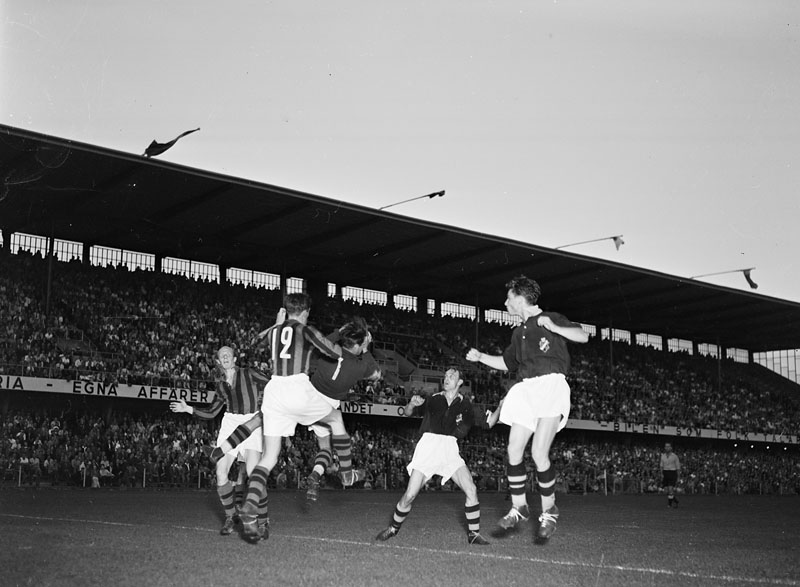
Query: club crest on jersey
539 337 550 352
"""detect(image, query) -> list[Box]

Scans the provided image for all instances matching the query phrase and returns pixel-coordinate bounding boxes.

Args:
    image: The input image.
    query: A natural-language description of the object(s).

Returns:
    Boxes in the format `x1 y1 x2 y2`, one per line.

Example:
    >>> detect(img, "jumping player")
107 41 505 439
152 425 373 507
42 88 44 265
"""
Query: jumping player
466 275 588 544
237 293 343 543
169 345 268 536
305 317 380 499
375 367 490 546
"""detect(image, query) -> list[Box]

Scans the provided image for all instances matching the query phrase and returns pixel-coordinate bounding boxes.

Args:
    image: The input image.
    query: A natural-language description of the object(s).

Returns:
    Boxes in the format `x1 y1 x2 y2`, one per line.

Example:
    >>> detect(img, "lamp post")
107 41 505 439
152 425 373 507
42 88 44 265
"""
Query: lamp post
379 190 445 211
555 235 625 251
690 268 758 290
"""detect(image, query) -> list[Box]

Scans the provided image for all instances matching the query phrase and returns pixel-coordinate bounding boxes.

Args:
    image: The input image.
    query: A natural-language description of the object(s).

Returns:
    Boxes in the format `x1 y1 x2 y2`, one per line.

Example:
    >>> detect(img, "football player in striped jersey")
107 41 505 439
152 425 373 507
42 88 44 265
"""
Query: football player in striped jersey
238 293 344 542
170 345 268 536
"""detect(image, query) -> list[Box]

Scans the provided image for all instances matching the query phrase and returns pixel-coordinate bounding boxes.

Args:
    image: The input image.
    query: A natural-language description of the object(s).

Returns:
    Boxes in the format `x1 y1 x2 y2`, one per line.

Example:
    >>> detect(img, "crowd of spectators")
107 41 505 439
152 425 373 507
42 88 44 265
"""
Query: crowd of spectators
2 405 798 496
3 251 799 439
2 249 800 496
1 407 215 490
0 251 282 389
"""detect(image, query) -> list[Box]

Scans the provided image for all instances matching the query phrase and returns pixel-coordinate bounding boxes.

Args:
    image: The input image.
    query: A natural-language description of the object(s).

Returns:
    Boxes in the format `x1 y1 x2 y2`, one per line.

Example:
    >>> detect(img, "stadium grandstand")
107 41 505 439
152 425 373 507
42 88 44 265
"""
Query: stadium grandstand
1 123 799 498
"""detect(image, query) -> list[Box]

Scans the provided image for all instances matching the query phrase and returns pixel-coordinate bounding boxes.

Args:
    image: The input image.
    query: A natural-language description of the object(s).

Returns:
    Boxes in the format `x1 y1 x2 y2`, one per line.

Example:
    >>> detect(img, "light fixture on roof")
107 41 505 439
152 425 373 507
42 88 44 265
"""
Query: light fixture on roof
555 235 625 251
690 267 758 290
379 190 445 211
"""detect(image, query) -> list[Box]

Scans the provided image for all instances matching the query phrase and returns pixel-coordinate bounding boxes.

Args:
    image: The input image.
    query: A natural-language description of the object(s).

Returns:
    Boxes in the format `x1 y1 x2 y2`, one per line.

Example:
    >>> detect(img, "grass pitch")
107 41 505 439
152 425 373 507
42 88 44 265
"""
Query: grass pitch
1 488 798 587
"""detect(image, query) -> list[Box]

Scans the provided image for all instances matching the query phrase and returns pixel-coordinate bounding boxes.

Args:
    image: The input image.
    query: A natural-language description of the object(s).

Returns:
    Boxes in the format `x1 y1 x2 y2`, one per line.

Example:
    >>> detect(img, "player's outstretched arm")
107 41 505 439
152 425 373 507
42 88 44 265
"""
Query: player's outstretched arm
250 308 285 348
305 324 343 360
537 315 589 343
169 399 193 414
466 348 508 371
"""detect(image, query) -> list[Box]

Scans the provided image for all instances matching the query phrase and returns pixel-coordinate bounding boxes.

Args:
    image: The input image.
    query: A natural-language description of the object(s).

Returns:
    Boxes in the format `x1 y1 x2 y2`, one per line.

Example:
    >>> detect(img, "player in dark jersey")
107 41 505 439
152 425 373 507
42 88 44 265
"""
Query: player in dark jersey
375 368 490 546
238 292 344 543
169 345 268 536
305 317 380 498
467 275 588 544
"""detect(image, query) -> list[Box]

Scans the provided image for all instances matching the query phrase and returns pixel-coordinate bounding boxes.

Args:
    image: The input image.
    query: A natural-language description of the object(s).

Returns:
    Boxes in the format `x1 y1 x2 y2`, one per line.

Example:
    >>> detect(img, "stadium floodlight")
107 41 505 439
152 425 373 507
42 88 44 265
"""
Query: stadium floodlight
690 268 758 290
379 190 445 211
555 235 625 251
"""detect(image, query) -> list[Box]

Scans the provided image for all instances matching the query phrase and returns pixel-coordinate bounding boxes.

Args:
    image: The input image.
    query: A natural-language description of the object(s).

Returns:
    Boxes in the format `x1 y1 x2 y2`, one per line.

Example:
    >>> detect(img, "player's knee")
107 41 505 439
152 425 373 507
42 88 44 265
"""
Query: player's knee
507 448 525 464
330 412 345 429
244 449 260 466
533 460 551 474
400 491 418 508
531 452 551 471
216 461 232 481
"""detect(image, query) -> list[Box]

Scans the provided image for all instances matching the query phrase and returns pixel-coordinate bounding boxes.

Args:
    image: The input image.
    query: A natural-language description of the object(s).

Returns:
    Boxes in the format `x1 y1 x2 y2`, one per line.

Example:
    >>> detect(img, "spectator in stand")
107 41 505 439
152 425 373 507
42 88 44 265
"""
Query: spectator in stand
3 250 800 442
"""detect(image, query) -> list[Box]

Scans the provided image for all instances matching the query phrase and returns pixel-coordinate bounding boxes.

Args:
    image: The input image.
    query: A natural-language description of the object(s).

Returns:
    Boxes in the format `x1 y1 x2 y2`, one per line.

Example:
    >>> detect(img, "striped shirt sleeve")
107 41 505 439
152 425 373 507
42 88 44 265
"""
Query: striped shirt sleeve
191 389 226 419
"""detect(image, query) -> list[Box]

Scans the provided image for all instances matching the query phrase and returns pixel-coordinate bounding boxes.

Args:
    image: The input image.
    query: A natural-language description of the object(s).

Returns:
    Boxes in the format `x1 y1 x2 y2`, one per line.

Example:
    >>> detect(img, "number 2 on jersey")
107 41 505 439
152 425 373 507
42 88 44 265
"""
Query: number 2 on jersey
273 326 293 359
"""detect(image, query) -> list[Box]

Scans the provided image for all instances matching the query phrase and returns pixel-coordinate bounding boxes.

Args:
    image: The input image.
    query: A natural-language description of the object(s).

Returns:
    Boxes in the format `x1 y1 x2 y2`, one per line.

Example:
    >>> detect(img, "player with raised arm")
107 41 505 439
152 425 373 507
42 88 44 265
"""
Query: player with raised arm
237 292 344 543
305 317 380 499
375 367 490 546
466 275 588 544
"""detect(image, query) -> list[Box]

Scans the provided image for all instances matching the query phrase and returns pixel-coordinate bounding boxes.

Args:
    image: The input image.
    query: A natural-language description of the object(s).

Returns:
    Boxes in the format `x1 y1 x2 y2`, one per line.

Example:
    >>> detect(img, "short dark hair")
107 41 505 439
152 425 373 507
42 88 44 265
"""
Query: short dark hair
339 316 369 348
505 274 541 305
284 292 311 316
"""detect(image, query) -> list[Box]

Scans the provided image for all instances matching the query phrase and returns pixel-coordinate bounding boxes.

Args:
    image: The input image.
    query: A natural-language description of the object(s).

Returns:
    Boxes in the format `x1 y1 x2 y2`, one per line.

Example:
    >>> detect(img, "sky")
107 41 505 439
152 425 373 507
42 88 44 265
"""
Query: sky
2 1 799 303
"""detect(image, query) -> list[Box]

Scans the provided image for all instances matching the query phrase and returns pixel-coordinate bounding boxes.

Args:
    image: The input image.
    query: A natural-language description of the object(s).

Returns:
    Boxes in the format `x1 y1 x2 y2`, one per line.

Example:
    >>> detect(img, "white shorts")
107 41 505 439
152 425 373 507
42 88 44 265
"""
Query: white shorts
407 433 466 485
308 423 331 438
499 373 571 433
217 412 262 456
262 374 338 437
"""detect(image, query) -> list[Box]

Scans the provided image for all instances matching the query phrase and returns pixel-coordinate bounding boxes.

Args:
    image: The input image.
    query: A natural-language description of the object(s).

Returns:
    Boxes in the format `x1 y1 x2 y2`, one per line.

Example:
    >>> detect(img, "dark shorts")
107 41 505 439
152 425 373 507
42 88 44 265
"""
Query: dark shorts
662 470 678 487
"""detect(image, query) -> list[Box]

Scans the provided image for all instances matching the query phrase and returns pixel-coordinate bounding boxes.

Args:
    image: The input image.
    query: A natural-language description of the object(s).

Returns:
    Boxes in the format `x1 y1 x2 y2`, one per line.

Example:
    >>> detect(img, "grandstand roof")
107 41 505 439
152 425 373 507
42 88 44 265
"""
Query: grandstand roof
2 123 800 353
